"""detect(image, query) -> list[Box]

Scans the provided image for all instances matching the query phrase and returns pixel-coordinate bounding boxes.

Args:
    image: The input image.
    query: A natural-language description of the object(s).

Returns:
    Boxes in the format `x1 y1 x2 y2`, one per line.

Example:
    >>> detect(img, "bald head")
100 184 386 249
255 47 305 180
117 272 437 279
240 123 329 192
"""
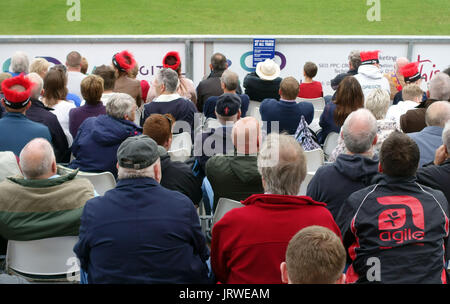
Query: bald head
232 117 261 154
19 138 56 180
425 101 450 127
395 57 409 73
342 108 378 154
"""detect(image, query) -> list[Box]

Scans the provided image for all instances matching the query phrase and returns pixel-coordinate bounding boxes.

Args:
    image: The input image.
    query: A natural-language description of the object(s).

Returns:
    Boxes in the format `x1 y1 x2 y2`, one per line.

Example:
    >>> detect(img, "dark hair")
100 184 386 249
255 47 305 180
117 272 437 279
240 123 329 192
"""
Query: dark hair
43 68 68 107
443 66 450 77
164 55 181 75
211 53 227 71
334 76 364 126
142 113 175 146
303 61 318 78
380 131 420 177
93 65 116 91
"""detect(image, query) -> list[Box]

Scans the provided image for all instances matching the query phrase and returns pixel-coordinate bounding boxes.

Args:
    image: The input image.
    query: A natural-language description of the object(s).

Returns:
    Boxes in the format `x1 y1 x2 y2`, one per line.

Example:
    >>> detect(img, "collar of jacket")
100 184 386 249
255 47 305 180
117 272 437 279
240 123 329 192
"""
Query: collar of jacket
207 70 224 79
31 98 54 111
116 176 159 188
8 169 79 188
241 193 327 208
374 174 417 185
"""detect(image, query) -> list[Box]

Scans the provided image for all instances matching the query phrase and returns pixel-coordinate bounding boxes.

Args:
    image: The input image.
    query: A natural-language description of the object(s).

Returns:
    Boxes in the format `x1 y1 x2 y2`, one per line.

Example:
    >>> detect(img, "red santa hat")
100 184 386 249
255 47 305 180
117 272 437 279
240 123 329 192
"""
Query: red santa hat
112 50 136 72
360 50 380 65
400 62 422 83
162 51 181 71
1 74 34 109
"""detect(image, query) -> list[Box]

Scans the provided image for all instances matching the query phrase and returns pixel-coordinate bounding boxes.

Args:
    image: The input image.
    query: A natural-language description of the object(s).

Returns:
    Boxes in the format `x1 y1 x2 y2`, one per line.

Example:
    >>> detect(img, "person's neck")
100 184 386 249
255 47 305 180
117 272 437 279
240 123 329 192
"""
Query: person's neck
67 67 81 73
303 77 313 83
223 89 236 94
103 90 113 94
280 96 296 102
346 149 374 158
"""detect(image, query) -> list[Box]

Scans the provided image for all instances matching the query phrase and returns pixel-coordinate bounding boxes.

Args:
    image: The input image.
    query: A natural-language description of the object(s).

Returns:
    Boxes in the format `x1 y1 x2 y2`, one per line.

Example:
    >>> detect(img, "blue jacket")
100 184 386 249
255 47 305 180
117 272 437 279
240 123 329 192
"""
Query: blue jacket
73 177 211 284
0 112 52 156
259 99 314 134
408 126 443 167
318 102 340 144
69 115 142 177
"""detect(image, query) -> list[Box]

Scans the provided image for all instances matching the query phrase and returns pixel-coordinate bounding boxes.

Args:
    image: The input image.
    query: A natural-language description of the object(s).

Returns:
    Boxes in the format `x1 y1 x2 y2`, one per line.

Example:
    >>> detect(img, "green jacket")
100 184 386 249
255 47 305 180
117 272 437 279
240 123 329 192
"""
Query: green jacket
205 154 264 212
0 170 95 241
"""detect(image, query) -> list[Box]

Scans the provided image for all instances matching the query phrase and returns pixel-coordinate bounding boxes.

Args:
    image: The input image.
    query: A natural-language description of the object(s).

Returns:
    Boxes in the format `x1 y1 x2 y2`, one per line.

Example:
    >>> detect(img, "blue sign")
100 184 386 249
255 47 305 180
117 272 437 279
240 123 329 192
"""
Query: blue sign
252 38 276 68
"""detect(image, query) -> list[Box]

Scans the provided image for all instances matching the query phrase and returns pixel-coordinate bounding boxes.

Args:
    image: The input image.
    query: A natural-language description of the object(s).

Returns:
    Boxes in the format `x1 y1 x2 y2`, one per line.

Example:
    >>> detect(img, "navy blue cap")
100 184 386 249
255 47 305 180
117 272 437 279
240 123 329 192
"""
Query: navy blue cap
215 93 241 117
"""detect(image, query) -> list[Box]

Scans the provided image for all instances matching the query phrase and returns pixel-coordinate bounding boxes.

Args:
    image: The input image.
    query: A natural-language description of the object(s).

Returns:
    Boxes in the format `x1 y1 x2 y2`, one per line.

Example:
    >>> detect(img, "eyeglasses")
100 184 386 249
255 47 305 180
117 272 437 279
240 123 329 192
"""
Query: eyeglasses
163 114 173 129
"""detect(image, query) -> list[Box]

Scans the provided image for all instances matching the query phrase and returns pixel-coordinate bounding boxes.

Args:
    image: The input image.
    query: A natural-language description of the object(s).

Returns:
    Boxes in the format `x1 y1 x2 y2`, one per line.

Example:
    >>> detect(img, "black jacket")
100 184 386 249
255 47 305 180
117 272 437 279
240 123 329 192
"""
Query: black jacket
25 98 70 163
243 72 281 102
416 159 450 206
335 175 449 284
307 153 380 219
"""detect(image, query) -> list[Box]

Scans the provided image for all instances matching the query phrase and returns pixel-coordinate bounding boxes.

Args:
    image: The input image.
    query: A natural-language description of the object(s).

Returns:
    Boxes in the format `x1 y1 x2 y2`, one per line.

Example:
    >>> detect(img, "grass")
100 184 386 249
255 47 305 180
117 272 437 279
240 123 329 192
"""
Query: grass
1 0 449 35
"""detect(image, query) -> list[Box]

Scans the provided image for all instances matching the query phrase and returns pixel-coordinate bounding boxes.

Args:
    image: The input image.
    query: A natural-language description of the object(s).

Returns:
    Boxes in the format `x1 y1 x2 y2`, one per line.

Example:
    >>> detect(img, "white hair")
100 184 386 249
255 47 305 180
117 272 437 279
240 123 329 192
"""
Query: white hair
10 51 30 74
106 93 136 119
443 121 450 152
19 138 55 179
429 72 450 101
425 101 450 127
342 108 378 154
365 88 391 120
155 68 179 93
117 159 160 180
26 72 44 99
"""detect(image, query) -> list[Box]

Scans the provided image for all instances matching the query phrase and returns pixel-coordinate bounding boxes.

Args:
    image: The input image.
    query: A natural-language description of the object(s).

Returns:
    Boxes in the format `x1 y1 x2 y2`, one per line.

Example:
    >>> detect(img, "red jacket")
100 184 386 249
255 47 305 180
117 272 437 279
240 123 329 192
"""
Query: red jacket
210 193 342 284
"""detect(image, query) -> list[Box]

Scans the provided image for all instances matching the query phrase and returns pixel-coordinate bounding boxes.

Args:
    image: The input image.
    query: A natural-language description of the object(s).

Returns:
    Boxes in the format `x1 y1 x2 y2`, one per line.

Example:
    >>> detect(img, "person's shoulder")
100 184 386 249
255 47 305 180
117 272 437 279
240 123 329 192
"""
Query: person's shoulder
260 98 277 106
206 154 230 172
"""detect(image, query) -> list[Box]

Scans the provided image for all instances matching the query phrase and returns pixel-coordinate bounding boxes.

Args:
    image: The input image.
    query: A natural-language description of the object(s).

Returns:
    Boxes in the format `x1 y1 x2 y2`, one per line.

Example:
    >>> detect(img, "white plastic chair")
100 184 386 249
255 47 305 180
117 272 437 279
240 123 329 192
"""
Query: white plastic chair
0 151 21 182
168 132 192 162
323 132 340 161
212 198 244 226
6 236 80 282
298 172 315 196
76 171 116 196
304 148 324 173
247 100 262 122
296 97 325 111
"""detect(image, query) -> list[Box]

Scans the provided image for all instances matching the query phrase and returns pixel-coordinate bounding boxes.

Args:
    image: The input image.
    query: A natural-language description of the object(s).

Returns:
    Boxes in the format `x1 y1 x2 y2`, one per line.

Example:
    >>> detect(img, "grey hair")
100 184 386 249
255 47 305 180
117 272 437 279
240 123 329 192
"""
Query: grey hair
429 72 450 101
106 93 136 119
117 159 159 180
156 68 179 93
348 50 361 71
19 138 55 179
10 51 29 74
257 133 306 196
220 69 239 91
443 121 450 152
342 108 378 154
425 101 450 127
26 72 44 99
365 88 391 120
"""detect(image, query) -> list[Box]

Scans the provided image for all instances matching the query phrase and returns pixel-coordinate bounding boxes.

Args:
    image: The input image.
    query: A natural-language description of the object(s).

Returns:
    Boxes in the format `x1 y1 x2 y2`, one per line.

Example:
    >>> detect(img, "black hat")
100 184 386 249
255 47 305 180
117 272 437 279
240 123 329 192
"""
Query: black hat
117 135 159 170
215 93 241 117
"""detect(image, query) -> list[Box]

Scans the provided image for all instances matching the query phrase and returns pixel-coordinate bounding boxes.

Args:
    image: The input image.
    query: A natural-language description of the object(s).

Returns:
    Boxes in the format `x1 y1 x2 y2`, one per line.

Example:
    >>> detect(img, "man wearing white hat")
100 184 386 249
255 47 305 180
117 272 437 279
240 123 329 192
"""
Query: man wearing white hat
243 59 282 102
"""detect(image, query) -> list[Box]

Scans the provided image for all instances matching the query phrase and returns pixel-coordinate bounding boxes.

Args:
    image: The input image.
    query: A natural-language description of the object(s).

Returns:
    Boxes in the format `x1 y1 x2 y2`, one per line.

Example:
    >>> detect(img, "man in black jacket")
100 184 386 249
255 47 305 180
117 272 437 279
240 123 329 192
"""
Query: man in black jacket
307 109 380 219
336 131 449 284
25 73 70 163
416 121 450 204
243 58 282 102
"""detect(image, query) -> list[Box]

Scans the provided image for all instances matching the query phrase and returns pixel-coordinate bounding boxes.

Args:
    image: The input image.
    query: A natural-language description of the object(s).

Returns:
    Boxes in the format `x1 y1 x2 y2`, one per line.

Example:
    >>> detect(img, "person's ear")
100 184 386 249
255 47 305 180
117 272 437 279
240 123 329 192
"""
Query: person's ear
280 262 290 284
51 159 57 175
378 162 383 173
209 64 213 71
335 273 346 284
165 136 173 150
237 109 241 120
154 161 162 183
116 162 119 170
220 82 226 91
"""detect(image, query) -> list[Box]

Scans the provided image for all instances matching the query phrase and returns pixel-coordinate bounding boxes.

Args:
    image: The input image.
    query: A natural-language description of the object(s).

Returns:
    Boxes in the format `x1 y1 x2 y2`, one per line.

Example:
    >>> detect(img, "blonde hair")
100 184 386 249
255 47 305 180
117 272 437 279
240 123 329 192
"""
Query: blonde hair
30 58 51 78
402 84 423 101
365 88 390 120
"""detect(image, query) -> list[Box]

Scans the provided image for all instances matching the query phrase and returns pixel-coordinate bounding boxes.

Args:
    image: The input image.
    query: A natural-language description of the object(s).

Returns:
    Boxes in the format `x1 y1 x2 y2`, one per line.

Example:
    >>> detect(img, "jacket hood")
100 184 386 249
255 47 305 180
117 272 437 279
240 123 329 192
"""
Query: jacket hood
242 193 326 208
357 65 383 80
334 154 380 184
90 115 142 146
228 155 260 183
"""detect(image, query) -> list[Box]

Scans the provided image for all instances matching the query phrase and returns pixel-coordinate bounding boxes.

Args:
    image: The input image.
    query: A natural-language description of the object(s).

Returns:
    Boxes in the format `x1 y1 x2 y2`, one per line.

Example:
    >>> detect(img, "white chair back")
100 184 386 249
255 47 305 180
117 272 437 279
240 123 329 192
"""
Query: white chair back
298 172 315 196
247 100 262 122
296 97 325 111
168 132 192 162
0 151 21 182
323 132 340 161
212 198 244 226
304 148 324 173
76 171 116 196
6 236 80 280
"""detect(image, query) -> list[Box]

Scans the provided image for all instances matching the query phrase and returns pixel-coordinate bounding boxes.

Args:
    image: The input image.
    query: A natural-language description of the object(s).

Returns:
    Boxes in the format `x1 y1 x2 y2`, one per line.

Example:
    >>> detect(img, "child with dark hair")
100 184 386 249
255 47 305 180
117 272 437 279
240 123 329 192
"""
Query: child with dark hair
298 61 323 99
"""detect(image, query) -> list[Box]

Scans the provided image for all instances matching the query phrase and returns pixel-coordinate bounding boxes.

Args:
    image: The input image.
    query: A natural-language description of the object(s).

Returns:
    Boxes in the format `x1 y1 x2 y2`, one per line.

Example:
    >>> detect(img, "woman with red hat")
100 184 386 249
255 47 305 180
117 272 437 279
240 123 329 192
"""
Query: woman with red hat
146 51 197 107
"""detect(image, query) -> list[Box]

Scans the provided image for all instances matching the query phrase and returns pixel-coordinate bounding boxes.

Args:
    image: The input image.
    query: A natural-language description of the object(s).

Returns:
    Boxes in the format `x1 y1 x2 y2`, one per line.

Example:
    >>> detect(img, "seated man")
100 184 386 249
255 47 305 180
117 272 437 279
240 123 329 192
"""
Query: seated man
336 131 449 284
206 117 264 212
142 113 203 206
0 138 95 242
74 135 211 284
211 134 341 284
260 76 314 134
416 121 450 203
69 93 142 177
194 93 241 175
280 226 346 284
407 101 450 167
0 75 52 156
141 68 197 135
203 69 249 119
307 109 380 219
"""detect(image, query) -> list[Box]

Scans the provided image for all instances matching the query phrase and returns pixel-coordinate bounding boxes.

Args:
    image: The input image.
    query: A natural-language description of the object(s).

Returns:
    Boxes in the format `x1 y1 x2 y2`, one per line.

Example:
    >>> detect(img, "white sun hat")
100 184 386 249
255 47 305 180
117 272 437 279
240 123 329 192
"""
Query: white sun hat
255 58 281 81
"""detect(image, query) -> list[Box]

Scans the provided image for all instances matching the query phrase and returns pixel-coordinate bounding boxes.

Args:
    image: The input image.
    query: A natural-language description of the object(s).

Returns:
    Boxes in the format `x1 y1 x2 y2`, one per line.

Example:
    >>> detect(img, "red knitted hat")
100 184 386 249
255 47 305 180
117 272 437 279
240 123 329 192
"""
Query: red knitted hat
400 62 421 83
162 51 181 70
360 50 380 65
112 50 136 72
1 74 34 109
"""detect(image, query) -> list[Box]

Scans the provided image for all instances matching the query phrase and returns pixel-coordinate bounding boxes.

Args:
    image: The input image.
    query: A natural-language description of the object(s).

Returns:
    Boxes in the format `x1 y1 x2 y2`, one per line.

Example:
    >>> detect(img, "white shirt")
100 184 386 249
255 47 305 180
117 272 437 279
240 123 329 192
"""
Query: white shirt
385 100 419 127
66 71 86 99
51 100 76 147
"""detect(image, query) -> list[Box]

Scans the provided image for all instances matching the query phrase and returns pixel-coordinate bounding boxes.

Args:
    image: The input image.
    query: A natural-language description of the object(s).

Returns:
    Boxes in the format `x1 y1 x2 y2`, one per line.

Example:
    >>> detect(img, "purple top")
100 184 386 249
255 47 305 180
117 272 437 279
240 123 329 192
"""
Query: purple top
69 103 106 138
